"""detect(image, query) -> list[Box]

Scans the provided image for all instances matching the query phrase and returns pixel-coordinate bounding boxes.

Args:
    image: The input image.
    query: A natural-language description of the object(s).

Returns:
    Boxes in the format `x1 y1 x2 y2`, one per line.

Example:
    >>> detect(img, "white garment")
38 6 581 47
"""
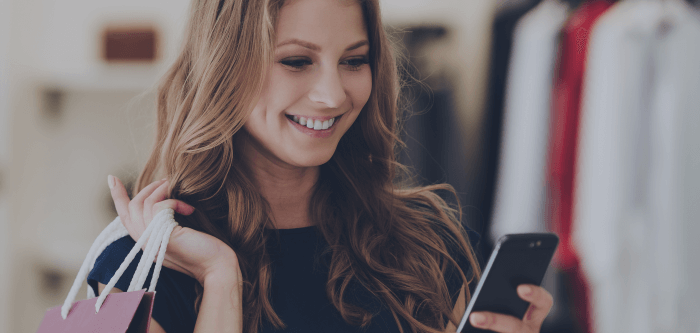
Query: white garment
490 0 569 243
574 1 700 332
650 5 700 332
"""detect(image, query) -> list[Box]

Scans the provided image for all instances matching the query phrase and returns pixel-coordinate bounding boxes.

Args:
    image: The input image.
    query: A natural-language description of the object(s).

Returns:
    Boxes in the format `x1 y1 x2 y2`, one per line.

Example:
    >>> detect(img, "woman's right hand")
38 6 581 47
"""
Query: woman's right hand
108 175 241 286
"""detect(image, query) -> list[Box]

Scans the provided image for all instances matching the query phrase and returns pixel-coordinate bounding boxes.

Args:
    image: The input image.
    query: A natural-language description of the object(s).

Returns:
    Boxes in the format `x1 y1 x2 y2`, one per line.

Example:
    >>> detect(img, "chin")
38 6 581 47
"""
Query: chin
287 149 336 167
292 154 333 168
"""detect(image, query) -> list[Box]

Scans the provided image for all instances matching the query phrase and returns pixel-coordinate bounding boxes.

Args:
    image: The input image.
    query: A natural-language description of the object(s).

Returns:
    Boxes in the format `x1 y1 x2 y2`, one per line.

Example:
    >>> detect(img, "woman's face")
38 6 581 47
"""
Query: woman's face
243 0 372 168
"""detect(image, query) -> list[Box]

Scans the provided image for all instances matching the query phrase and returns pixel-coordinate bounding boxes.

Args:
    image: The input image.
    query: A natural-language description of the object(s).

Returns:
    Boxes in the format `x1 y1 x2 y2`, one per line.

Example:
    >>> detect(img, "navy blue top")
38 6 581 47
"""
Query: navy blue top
88 225 480 333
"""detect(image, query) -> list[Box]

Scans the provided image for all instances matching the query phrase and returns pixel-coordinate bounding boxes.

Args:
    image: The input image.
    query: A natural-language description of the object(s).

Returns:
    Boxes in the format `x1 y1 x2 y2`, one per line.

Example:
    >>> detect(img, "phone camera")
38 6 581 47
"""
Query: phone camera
529 242 535 248
536 241 542 247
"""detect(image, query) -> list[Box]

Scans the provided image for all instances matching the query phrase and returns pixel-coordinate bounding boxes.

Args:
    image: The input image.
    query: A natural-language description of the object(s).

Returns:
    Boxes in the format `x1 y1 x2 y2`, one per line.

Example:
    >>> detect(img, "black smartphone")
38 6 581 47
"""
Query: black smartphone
456 233 559 332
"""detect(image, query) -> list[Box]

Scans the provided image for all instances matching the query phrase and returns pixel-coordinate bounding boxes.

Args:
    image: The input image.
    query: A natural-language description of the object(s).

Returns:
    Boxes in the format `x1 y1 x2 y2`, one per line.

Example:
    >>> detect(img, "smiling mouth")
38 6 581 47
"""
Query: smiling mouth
285 114 343 130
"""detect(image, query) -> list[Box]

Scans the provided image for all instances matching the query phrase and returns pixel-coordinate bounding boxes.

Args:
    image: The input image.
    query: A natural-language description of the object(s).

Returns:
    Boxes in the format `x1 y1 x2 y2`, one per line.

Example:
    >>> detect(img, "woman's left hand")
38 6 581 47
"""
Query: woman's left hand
469 284 553 332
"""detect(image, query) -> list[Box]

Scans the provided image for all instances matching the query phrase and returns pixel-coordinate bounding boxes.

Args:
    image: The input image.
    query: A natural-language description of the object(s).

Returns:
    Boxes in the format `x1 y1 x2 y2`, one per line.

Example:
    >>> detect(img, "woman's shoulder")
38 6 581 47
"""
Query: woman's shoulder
87 235 199 333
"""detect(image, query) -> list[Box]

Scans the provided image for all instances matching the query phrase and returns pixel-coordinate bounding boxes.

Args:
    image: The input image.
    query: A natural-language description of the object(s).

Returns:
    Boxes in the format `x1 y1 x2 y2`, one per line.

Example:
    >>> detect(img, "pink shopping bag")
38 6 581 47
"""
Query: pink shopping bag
36 290 155 333
36 209 178 333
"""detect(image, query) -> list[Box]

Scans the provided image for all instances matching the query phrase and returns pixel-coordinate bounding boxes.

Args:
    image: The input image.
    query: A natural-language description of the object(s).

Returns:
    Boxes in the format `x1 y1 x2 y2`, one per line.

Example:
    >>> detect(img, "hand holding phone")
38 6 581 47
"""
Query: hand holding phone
456 233 558 332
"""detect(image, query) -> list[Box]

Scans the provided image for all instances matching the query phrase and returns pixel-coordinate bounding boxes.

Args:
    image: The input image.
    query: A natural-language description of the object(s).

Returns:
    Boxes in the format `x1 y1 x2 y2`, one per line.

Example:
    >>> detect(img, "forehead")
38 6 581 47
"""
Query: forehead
276 0 367 48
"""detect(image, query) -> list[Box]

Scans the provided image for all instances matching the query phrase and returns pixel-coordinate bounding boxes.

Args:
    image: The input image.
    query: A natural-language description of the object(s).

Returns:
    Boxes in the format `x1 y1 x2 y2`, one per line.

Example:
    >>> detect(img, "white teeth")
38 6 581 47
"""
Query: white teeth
290 115 339 130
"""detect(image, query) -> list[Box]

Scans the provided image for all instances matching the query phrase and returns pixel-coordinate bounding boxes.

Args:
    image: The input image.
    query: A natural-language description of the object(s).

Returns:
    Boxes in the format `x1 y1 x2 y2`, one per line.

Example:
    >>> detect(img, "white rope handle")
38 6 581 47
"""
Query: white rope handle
61 216 128 319
150 221 176 292
129 209 175 292
128 214 166 292
60 209 178 319
95 209 177 313
86 219 130 299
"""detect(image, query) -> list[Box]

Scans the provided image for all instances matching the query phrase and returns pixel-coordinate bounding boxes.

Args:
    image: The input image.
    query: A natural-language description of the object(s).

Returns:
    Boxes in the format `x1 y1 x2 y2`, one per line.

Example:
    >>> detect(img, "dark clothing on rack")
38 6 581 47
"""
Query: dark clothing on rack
478 0 542 254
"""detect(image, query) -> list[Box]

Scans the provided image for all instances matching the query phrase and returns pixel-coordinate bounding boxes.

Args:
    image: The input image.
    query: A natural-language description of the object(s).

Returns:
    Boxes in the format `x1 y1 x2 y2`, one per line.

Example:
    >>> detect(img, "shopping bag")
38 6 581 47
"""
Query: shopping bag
36 290 155 333
36 209 179 333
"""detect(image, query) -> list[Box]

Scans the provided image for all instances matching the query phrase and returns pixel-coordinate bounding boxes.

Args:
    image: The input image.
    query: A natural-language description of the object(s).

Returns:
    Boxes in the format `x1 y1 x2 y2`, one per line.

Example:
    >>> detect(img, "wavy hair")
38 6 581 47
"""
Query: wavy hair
134 0 481 332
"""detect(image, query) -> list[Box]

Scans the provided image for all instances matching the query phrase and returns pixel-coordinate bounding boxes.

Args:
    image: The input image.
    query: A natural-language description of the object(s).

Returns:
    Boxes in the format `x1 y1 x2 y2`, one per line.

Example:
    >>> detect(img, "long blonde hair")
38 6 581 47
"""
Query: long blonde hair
135 0 481 332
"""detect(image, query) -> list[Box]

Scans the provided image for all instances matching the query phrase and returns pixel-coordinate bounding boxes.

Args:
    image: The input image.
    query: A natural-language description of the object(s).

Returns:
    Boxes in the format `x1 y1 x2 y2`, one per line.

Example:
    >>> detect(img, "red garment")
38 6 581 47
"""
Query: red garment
548 1 613 332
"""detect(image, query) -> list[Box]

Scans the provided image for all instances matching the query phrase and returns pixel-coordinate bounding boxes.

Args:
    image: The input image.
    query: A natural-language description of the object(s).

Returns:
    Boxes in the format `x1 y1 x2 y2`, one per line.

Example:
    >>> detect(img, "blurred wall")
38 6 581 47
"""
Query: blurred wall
1 0 12 331
6 1 190 332
2 0 499 332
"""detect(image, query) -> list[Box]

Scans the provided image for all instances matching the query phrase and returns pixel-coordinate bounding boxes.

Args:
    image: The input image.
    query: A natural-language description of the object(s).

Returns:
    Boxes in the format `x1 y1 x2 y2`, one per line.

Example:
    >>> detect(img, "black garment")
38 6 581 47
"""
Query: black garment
88 226 480 333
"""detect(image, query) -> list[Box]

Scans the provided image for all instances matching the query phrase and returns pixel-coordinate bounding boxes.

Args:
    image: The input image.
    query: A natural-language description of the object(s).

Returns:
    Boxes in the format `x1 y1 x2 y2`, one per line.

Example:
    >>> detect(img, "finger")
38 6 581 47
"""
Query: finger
517 285 553 324
132 178 167 204
128 179 167 231
130 178 167 216
108 175 131 223
153 199 196 217
143 181 170 224
469 311 523 333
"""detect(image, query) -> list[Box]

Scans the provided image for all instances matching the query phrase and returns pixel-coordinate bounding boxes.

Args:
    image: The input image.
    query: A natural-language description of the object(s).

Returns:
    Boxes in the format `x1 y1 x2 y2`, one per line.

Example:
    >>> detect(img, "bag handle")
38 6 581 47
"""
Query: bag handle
60 209 178 319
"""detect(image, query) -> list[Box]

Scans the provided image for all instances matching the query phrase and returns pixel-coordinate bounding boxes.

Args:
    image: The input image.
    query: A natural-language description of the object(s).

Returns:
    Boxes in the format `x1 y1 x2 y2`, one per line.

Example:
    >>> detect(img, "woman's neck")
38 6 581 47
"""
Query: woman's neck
239 134 318 229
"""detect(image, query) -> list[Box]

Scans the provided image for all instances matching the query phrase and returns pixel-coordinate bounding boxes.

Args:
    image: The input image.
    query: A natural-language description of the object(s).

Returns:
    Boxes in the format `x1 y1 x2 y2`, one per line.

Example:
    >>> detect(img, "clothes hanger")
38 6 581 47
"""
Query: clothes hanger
561 0 585 8
556 0 584 12
657 0 679 37
557 0 616 13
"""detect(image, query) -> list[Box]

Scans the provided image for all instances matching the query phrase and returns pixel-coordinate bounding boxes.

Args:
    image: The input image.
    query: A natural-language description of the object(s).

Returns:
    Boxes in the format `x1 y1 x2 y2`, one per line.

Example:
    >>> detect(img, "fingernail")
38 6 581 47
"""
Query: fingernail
470 313 487 327
108 175 115 189
520 285 533 296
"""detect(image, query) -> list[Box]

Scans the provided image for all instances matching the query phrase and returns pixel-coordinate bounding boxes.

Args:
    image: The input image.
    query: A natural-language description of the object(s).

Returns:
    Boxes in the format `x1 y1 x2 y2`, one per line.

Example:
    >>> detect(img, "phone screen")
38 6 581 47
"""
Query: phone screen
456 233 558 332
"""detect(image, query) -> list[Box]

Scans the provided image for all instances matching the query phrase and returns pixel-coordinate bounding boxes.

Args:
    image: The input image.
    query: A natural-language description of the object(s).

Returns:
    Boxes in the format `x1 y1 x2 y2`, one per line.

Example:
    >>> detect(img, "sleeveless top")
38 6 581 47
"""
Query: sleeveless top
88 225 481 333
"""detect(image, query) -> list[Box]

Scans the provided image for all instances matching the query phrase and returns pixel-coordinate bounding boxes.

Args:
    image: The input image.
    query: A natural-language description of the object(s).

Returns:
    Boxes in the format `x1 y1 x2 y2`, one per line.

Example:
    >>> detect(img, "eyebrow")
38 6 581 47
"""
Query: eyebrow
276 39 369 52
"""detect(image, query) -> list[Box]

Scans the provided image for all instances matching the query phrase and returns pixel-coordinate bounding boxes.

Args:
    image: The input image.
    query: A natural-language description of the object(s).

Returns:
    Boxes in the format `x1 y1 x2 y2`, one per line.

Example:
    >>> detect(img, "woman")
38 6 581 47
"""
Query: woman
88 0 554 332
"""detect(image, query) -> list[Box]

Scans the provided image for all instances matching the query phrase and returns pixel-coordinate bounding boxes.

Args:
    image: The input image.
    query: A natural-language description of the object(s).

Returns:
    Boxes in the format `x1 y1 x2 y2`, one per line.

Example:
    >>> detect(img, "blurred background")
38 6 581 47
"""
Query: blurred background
1 0 700 332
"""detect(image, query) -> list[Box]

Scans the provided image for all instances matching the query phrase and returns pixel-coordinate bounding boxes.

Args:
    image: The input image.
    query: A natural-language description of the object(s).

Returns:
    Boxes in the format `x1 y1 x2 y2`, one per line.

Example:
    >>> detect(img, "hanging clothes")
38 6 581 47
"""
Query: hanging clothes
490 0 569 243
548 0 612 270
489 4 573 331
547 1 613 332
478 0 542 252
573 1 700 332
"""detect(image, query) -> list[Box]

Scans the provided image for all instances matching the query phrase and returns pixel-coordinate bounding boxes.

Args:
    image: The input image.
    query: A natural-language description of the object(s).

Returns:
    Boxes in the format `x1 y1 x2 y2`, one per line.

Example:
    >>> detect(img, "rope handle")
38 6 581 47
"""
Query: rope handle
60 209 178 319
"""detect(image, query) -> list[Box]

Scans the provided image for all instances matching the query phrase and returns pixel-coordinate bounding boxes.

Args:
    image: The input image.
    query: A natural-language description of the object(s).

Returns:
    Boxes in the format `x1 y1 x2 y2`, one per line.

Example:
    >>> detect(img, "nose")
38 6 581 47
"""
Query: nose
308 66 347 109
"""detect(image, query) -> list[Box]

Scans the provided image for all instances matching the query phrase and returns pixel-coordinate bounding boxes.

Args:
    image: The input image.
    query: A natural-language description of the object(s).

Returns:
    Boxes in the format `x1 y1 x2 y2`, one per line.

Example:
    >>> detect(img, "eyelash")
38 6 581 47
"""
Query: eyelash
279 57 369 72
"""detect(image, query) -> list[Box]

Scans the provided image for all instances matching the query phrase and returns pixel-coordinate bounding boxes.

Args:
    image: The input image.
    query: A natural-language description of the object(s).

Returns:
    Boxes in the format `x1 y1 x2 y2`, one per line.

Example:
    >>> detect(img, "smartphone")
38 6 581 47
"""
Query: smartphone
456 233 559 332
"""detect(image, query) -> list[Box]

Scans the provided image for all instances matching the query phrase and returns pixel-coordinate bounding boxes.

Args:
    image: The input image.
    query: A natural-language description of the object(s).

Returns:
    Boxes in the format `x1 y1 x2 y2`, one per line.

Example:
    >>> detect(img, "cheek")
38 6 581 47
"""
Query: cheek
266 67 312 112
246 68 308 133
245 92 270 140
347 70 373 109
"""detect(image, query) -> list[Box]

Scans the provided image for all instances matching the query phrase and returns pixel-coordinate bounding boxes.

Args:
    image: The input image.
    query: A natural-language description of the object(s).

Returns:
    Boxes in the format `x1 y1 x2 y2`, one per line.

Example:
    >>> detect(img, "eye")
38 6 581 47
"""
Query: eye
280 57 313 71
342 57 369 71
